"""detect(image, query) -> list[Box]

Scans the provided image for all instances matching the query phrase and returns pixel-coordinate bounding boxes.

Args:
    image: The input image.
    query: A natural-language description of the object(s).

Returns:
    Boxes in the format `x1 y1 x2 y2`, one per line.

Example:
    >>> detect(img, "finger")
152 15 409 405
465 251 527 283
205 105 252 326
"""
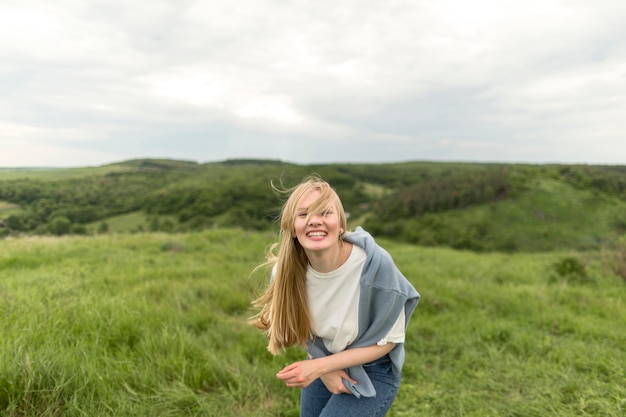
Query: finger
338 370 357 385
277 363 298 374
276 371 298 381
332 383 351 394
277 366 300 380
284 379 304 388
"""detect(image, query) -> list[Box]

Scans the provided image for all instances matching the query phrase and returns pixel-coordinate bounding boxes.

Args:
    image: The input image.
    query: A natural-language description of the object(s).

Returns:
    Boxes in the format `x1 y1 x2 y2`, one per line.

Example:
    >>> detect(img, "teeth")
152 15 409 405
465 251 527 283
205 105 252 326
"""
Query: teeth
308 232 326 237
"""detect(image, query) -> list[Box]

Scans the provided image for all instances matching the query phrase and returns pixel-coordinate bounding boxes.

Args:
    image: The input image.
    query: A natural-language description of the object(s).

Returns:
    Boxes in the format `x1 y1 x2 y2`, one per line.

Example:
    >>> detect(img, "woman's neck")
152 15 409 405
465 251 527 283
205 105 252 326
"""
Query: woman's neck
307 241 353 273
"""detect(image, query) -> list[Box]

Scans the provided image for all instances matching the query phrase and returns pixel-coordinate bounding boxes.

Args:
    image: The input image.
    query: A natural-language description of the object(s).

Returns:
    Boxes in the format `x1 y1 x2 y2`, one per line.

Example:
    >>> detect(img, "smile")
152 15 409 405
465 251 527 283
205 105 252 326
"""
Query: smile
307 231 327 237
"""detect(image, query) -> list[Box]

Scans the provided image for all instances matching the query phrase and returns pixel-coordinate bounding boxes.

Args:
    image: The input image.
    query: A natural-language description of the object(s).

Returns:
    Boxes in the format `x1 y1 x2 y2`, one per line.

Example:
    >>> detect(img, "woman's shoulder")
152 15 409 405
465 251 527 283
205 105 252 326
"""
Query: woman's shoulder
344 226 376 250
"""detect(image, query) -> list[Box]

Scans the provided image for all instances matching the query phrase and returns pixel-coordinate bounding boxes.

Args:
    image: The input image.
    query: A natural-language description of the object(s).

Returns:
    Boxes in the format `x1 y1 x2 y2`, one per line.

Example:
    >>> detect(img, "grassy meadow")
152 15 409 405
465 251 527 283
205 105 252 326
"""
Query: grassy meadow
1 230 625 416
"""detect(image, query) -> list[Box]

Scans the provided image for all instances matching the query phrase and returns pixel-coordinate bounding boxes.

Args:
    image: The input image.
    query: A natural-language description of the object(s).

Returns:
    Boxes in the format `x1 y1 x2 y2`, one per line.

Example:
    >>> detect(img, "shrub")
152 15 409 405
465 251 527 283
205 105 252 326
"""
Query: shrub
98 222 109 234
6 214 23 231
48 216 72 236
551 256 591 284
71 224 88 235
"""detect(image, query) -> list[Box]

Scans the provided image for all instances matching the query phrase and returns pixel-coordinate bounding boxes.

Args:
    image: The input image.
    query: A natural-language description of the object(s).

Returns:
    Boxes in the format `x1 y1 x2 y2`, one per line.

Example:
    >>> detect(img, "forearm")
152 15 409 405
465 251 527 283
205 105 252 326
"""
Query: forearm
311 343 395 378
276 343 396 388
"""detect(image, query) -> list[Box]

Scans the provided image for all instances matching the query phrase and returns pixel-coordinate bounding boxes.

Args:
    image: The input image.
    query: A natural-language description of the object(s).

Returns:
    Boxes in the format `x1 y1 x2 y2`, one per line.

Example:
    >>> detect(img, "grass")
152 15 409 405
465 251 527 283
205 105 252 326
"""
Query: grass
0 201 21 217
84 211 181 234
387 242 625 416
0 201 19 210
0 165 133 181
0 230 624 416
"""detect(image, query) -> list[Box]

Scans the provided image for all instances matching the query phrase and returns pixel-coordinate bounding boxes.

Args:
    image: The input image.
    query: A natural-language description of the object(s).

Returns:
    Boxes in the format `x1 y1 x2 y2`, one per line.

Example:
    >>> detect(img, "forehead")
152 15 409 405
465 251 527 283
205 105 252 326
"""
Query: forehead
298 190 322 208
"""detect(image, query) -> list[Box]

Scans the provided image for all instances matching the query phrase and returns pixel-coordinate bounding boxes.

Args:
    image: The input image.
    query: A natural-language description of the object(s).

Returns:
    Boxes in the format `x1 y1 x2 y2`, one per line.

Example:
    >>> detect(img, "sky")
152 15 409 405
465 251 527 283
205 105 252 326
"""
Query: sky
1 0 625 168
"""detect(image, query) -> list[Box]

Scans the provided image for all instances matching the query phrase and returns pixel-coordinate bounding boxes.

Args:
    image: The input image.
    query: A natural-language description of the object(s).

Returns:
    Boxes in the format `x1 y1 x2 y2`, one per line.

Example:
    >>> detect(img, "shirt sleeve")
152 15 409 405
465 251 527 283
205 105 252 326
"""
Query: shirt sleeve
377 308 406 346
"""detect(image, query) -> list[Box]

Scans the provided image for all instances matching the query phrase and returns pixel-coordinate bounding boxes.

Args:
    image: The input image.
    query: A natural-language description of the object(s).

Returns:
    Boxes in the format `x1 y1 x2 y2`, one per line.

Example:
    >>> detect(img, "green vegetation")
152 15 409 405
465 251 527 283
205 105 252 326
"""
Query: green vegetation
1 159 625 252
0 158 624 414
377 178 626 252
0 230 624 416
1 160 624 415
0 201 21 216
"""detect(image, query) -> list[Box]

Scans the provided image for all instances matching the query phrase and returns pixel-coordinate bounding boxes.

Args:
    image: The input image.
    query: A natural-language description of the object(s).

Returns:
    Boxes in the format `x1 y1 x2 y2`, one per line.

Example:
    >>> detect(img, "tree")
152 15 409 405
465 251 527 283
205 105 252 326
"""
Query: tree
6 214 23 231
98 222 109 234
49 217 71 236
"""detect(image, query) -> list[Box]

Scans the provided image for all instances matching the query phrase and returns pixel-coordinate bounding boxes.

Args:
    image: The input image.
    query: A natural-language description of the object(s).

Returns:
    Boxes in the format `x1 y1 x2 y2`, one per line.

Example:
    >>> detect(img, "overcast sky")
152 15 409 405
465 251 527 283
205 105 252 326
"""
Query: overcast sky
1 0 625 167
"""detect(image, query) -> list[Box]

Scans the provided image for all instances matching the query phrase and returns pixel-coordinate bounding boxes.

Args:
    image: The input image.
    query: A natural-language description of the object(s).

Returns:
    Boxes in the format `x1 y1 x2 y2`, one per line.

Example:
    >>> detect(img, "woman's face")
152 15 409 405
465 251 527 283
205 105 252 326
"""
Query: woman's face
293 190 343 255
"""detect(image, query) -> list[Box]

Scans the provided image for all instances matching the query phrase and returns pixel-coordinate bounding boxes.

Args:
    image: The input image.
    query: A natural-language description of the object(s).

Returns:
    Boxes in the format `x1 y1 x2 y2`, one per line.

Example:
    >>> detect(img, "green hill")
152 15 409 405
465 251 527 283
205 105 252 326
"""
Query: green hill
1 159 625 252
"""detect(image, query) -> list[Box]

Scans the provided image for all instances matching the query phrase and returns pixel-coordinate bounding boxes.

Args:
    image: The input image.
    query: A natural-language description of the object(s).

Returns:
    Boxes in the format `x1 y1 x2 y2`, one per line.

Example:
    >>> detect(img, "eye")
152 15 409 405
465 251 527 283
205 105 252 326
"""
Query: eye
297 211 307 218
322 209 333 217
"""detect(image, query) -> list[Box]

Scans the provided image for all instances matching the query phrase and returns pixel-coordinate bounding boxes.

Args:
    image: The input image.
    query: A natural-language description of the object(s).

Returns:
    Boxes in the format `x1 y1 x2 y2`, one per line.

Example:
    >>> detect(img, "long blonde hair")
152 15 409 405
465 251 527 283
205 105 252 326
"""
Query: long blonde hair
250 175 348 354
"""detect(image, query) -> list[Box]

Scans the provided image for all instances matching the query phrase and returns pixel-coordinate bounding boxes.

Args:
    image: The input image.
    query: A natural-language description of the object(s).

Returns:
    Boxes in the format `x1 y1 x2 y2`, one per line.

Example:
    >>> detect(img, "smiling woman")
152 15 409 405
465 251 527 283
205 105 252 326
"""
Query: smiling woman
250 175 420 417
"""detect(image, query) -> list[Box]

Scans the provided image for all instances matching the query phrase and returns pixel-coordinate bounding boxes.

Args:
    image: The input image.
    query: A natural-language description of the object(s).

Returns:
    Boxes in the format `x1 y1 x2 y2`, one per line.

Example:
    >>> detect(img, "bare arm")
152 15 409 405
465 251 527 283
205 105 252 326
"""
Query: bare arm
276 342 395 390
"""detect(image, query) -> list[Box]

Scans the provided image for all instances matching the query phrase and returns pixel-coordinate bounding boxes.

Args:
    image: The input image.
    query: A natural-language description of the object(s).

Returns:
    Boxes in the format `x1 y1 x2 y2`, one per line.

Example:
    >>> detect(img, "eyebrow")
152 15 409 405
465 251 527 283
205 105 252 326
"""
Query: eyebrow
298 205 334 212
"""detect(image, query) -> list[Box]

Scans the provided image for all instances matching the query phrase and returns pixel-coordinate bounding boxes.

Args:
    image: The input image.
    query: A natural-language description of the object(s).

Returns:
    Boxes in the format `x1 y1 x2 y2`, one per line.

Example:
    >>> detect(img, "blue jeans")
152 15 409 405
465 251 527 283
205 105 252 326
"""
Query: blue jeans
300 355 401 417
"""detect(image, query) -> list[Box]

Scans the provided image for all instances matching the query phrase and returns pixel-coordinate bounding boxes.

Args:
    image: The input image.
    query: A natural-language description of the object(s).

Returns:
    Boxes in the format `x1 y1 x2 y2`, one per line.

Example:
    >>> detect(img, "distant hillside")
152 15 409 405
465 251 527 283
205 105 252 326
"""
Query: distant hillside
1 159 625 252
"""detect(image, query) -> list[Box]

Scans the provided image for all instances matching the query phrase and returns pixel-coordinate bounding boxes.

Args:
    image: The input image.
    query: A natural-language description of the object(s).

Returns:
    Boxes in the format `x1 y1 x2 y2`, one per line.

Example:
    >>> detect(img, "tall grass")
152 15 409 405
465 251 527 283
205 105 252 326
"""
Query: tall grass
386 241 626 416
1 231 624 416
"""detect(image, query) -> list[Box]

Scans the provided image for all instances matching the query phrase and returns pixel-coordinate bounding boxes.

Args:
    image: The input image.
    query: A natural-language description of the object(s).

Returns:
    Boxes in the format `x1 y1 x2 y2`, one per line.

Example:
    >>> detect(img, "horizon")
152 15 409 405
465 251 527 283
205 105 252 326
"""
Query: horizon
2 156 626 170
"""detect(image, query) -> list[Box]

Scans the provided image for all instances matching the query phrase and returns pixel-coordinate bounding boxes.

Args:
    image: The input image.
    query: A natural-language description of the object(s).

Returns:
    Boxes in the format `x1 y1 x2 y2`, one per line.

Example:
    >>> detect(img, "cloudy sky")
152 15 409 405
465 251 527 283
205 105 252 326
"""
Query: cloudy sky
1 0 625 167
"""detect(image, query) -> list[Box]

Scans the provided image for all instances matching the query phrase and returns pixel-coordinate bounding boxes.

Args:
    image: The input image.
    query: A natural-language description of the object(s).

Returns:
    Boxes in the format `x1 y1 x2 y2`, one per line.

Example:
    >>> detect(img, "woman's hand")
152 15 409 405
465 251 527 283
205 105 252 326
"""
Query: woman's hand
320 370 355 394
276 360 320 388
276 360 357 392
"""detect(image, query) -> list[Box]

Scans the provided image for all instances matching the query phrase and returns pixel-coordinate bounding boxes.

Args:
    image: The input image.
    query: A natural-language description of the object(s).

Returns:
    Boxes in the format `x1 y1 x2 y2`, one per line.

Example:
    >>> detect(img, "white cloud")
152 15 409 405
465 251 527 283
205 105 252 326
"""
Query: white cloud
0 0 625 166
140 71 227 107
236 98 303 124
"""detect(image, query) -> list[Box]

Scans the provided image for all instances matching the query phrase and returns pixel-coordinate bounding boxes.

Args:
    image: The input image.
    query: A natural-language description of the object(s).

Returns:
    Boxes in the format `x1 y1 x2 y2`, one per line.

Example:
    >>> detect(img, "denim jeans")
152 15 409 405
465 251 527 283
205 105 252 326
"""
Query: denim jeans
300 355 401 417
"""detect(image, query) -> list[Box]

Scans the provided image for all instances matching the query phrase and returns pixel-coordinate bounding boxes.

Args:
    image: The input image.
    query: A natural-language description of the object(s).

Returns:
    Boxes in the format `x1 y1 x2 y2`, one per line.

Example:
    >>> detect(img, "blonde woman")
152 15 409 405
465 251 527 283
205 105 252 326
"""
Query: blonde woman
251 176 420 417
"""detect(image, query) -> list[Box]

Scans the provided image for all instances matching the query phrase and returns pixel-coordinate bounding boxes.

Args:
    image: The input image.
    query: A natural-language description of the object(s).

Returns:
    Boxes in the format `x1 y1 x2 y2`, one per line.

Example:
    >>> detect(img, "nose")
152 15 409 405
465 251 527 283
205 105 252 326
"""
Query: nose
308 214 322 226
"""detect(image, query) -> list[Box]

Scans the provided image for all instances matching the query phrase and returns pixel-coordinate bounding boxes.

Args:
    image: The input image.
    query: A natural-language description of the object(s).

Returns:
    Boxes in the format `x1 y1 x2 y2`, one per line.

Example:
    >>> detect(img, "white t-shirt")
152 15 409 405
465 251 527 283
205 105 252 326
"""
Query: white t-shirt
307 245 406 353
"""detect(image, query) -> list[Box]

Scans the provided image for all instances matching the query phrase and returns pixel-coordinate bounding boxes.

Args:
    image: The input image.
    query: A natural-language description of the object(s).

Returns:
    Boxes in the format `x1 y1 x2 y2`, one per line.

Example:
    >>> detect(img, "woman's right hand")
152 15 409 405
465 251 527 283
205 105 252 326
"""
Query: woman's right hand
320 370 357 395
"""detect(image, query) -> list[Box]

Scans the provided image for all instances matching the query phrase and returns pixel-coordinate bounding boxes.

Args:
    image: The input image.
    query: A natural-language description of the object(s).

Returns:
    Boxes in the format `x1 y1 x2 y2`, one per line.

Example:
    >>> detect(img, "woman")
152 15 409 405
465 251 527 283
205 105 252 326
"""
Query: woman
250 176 420 417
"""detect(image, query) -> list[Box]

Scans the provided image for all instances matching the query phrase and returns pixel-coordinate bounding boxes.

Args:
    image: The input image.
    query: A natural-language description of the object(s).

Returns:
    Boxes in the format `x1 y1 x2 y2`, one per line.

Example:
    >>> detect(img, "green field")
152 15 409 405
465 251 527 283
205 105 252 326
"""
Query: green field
0 165 136 181
0 201 21 218
1 230 624 416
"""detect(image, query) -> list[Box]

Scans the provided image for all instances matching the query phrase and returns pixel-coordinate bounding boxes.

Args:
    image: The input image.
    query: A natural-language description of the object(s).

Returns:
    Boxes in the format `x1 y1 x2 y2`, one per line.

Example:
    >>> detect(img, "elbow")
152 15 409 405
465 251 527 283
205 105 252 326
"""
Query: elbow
378 342 396 355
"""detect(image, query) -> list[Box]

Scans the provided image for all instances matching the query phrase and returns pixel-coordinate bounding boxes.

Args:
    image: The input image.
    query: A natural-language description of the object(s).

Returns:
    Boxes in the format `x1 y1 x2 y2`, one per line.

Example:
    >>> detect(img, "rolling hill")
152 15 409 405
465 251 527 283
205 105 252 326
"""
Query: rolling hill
1 159 625 252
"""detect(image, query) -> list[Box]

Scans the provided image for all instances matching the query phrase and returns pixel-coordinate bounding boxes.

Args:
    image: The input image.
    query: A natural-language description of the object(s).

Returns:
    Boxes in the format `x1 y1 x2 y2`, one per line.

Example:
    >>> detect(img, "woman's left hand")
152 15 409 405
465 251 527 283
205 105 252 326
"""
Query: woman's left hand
276 360 320 388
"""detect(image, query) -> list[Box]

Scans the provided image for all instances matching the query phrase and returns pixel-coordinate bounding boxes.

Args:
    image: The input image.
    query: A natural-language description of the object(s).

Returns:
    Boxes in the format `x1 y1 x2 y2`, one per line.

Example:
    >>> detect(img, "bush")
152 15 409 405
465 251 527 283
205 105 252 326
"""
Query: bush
550 256 591 284
49 216 72 236
6 214 23 231
98 222 109 234
71 224 88 235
